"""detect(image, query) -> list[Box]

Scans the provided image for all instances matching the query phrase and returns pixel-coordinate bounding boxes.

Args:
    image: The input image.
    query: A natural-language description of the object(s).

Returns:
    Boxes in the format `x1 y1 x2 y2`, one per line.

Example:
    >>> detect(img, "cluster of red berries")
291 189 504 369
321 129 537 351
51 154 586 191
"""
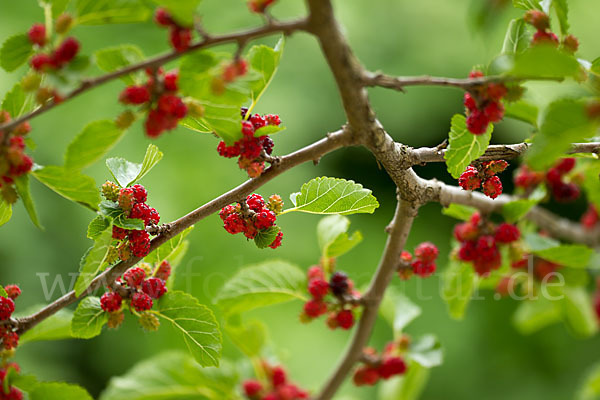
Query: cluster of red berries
0 112 33 204
300 263 360 330
454 212 521 276
154 8 192 52
463 70 507 134
217 108 281 178
242 361 308 400
100 261 171 331
28 16 79 72
514 159 580 203
397 242 440 279
247 0 276 13
220 193 284 248
524 10 579 52
101 181 160 260
513 164 544 191
119 68 190 138
582 204 599 230
0 286 21 352
211 59 249 96
458 160 508 199
353 338 409 387
0 362 23 400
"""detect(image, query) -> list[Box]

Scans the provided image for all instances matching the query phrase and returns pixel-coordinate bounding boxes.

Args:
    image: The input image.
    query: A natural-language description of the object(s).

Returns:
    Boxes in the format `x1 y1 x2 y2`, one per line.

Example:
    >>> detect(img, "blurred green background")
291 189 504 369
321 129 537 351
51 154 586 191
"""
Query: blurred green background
1 0 599 398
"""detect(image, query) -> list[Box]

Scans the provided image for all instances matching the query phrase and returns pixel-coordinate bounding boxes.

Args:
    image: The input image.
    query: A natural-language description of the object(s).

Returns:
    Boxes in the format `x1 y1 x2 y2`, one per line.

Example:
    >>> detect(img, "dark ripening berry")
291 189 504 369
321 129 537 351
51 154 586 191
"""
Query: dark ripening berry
336 309 354 330
378 357 407 379
243 379 263 398
118 187 135 213
303 299 327 318
552 181 580 203
0 296 15 320
131 292 153 312
495 223 520 243
482 176 502 199
329 271 349 297
353 366 380 386
123 267 146 288
169 27 192 52
112 225 128 240
524 10 550 31
414 242 439 263
458 166 481 191
466 109 489 135
141 278 167 299
562 34 579 53
308 278 330 300
119 86 151 105
4 285 21 300
411 260 436 278
28 23 46 46
100 292 123 312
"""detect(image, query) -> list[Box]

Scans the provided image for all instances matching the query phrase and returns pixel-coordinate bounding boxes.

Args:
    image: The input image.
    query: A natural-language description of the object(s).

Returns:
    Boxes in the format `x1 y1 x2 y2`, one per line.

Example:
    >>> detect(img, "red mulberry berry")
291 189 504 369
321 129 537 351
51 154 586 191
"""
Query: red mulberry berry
271 366 287 387
486 84 508 102
169 27 192 52
123 267 146 288
463 93 477 112
453 222 479 242
0 297 15 320
308 279 329 300
254 210 276 230
141 278 167 299
243 380 263 398
154 7 174 26
495 223 520 243
483 101 504 123
459 166 481 191
118 187 135 213
248 0 276 13
414 242 439 263
119 86 150 105
2 331 19 350
555 158 576 174
378 357 407 379
400 250 413 264
546 168 562 185
269 231 284 249
224 213 245 234
336 309 354 330
131 292 153 312
246 194 265 211
484 160 508 175
261 136 274 155
53 37 80 65
552 182 580 203
524 10 550 31
219 204 237 220
250 114 266 131
4 285 20 300
112 226 128 240
164 71 179 91
157 94 187 118
469 70 484 79
240 137 263 160
130 202 151 224
458 241 477 261
532 30 559 46
466 110 489 135
145 109 168 138
307 266 325 282
28 24 46 46
155 260 172 281
329 272 349 296
217 141 241 158
129 231 151 257
265 114 281 126
130 184 147 204
353 366 380 386
303 299 327 318
244 223 258 239
582 205 599 230
411 260 436 278
100 292 123 312
482 176 502 199
30 54 53 71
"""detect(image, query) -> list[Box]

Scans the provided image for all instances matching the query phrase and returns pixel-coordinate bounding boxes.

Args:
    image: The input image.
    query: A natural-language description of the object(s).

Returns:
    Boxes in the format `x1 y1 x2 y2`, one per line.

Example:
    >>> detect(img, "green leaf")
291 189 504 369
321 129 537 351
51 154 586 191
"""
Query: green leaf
0 34 34 72
379 361 429 400
87 215 110 239
2 83 34 117
254 226 281 249
501 18 530 55
32 166 100 210
527 99 598 169
408 334 443 368
149 0 200 26
553 0 569 35
532 244 593 268
444 114 493 179
0 199 11 227
224 317 267 358
94 45 145 85
284 177 379 215
113 214 144 230
582 162 600 211
524 232 560 251
0 286 7 297
15 174 42 229
317 215 363 258
30 382 93 400
144 226 193 266
502 199 538 223
99 200 122 218
512 0 542 10
65 120 126 170
504 100 539 126
19 307 73 344
380 286 422 336
254 124 286 137
246 38 285 114
155 291 222 367
215 260 307 315
560 286 599 337
442 203 477 221
512 296 563 335
74 227 113 296
576 362 600 400
75 0 152 25
70 296 109 339
106 144 163 187
179 116 213 133
100 352 238 400
442 258 477 320
509 45 581 78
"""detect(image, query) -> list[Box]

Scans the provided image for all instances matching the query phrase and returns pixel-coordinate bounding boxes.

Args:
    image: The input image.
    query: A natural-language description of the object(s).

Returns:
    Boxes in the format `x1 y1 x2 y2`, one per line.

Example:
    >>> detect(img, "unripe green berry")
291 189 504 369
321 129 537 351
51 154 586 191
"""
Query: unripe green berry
101 181 120 201
268 194 284 214
55 13 73 34
184 99 205 119
107 310 125 329
115 110 136 129
21 73 42 92
139 312 160 331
